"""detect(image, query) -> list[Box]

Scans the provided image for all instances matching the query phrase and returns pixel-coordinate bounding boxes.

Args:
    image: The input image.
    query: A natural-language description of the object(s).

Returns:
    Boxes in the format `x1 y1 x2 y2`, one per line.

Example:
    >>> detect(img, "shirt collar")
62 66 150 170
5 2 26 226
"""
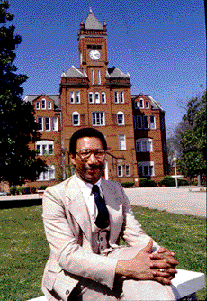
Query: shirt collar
75 175 102 193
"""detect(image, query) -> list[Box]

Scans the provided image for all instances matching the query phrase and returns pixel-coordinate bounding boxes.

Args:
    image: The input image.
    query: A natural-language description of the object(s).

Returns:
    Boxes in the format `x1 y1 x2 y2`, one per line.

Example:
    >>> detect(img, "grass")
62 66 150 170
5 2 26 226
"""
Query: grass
0 204 206 300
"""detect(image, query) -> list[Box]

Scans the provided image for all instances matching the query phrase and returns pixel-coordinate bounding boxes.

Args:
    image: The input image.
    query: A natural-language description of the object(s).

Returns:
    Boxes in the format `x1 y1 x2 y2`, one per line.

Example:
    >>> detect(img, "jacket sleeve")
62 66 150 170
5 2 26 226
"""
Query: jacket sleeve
42 186 118 290
117 183 160 251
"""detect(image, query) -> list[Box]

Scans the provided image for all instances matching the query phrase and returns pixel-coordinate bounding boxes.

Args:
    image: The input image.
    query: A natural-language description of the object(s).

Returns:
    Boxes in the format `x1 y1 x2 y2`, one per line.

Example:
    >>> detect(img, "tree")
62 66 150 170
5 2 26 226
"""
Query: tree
0 1 47 186
177 91 206 182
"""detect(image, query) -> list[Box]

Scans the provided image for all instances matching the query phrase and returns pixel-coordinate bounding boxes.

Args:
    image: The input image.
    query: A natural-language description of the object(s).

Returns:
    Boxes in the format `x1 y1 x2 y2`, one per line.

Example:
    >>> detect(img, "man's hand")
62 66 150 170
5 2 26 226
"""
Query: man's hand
115 239 178 285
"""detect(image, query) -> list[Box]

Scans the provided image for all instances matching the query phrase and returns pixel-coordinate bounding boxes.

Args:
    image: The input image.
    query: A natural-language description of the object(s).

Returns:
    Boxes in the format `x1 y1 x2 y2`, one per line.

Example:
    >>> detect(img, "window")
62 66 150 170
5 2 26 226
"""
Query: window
161 116 165 130
52 116 58 131
125 165 130 177
97 70 101 85
114 92 119 104
37 165 55 181
92 112 105 126
72 112 80 126
91 69 94 85
35 141 54 156
37 117 43 131
117 165 123 177
120 92 124 103
143 116 149 129
88 92 94 104
36 102 40 110
139 98 144 109
134 101 139 109
70 91 75 104
95 92 100 104
45 117 50 131
150 115 156 129
136 116 142 129
101 92 106 104
41 99 46 110
145 101 149 109
136 138 153 152
138 161 155 177
117 112 124 125
48 102 52 110
76 92 80 104
118 134 126 150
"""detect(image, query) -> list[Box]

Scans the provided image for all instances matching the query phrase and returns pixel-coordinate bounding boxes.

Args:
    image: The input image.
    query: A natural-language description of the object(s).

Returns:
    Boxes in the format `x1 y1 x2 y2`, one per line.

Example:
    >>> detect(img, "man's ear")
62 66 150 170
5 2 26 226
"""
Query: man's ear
70 153 76 166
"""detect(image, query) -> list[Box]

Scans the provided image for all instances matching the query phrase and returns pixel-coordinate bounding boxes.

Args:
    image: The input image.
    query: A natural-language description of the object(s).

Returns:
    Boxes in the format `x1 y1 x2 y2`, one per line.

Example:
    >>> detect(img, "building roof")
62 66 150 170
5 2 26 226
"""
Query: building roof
107 67 130 78
85 8 103 30
64 66 87 78
24 95 60 109
131 94 164 111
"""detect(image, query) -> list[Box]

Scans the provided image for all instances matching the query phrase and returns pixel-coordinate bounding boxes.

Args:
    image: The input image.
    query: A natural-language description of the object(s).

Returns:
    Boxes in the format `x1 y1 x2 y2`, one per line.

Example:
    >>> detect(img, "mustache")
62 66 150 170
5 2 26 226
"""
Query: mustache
85 164 103 170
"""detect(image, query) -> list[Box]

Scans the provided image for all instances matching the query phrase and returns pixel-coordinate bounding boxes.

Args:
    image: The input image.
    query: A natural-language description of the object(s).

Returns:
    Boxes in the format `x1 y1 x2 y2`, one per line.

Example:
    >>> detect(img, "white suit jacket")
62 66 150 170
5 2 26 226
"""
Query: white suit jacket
41 175 157 300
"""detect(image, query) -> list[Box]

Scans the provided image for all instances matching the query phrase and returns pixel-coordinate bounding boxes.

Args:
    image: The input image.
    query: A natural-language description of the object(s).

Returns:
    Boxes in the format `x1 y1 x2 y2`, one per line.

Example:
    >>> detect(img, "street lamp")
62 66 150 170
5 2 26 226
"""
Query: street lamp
173 157 178 188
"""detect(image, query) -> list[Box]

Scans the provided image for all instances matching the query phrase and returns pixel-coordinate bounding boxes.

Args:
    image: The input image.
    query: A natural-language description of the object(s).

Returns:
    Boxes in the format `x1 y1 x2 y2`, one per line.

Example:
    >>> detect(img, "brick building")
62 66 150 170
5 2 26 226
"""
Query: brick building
24 9 168 189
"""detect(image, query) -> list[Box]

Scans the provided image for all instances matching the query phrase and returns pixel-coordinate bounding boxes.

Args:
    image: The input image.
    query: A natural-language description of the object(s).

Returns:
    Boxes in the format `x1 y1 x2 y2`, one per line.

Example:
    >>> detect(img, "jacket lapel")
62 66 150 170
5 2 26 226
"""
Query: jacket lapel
65 176 92 242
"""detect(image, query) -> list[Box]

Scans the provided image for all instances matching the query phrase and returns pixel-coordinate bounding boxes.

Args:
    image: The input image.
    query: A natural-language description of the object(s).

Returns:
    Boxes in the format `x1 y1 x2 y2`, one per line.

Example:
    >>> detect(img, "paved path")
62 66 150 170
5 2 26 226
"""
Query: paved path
124 187 206 218
0 188 206 217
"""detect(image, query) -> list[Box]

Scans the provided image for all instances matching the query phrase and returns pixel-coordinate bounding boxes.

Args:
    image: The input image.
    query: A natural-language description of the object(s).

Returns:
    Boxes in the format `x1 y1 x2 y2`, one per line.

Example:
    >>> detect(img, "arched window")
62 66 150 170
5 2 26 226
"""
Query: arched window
72 112 80 126
136 138 153 152
117 111 124 125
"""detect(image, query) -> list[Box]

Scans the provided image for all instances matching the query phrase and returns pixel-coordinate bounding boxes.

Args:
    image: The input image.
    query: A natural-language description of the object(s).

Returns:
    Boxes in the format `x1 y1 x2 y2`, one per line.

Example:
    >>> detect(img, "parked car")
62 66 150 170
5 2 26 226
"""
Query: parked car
0 191 8 196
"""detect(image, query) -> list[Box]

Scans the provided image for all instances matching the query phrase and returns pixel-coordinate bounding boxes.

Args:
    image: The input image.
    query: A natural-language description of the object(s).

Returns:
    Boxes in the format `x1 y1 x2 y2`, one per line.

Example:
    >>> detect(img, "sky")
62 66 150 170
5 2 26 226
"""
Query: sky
8 0 206 135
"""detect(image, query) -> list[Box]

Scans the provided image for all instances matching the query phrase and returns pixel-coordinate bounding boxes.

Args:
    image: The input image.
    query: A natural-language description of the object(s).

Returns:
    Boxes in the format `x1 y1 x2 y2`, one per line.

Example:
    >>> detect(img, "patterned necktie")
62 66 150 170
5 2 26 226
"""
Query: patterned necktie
92 185 110 229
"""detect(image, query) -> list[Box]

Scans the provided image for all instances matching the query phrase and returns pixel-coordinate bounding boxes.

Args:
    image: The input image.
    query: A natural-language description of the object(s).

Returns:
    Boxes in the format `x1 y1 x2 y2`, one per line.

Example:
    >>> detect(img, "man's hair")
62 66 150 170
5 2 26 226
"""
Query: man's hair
69 127 107 156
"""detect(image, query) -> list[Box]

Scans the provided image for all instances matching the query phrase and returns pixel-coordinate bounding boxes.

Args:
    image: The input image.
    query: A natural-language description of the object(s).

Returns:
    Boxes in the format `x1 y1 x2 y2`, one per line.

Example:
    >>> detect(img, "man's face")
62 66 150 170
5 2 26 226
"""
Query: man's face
70 136 105 185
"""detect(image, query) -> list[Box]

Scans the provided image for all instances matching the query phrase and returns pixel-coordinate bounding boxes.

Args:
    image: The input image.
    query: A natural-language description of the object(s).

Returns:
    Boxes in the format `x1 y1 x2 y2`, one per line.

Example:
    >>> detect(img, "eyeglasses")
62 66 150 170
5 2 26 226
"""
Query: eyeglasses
76 149 106 160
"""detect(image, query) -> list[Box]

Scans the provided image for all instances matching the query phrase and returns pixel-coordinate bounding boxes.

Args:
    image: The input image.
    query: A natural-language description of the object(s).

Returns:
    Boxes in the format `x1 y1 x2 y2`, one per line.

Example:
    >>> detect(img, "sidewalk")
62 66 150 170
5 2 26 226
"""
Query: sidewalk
124 187 206 217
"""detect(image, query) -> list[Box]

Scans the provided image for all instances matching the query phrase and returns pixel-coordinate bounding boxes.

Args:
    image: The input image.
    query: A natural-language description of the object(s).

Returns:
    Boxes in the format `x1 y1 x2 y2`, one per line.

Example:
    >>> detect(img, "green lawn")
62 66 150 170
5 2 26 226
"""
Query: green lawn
0 205 206 300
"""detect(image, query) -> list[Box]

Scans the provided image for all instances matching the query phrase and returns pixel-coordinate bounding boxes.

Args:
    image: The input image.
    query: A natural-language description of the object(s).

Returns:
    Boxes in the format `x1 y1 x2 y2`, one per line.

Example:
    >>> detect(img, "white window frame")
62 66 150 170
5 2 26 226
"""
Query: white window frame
92 112 105 126
139 98 144 109
70 91 75 104
134 101 139 109
48 102 52 110
36 102 40 110
125 165 130 177
138 161 155 177
114 91 119 104
101 92 106 104
136 138 153 152
150 115 156 129
37 117 43 131
91 69 94 85
88 92 94 104
72 112 80 126
35 141 54 156
76 91 80 104
94 92 100 104
52 116 58 131
120 91 124 103
45 117 50 131
41 99 46 110
37 165 55 181
117 111 124 125
118 134 126 150
97 70 101 85
145 101 149 109
117 165 123 177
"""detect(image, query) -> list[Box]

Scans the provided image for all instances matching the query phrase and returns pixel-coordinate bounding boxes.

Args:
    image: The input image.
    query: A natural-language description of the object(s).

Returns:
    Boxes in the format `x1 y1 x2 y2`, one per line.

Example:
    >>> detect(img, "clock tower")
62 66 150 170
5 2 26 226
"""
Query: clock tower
78 8 108 85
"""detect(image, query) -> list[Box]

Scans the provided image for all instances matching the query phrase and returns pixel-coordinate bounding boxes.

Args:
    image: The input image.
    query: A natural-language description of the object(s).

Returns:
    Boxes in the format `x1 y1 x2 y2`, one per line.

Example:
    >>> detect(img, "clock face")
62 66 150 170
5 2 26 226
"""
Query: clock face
89 50 100 60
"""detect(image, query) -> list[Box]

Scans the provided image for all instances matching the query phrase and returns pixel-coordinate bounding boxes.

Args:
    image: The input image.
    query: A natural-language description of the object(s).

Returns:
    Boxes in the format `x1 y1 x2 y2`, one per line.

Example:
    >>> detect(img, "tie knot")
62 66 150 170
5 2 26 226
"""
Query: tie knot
92 185 100 194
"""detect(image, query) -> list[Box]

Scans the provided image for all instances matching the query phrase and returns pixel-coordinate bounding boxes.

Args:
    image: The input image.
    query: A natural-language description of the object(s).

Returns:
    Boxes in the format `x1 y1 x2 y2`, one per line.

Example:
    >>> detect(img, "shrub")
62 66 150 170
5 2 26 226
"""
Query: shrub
10 186 17 195
31 187 36 194
139 178 157 187
121 182 134 188
158 176 175 187
39 185 48 190
178 179 189 186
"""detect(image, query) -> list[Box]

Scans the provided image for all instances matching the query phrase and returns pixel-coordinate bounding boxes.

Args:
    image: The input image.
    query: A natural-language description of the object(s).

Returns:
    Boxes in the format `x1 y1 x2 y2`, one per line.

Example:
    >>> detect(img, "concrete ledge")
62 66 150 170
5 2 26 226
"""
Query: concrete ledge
189 187 206 192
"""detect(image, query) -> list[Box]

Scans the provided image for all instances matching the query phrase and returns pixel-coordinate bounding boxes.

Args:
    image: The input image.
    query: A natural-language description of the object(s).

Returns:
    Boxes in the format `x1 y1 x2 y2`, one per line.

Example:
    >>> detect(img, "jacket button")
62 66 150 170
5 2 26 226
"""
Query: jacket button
66 290 70 295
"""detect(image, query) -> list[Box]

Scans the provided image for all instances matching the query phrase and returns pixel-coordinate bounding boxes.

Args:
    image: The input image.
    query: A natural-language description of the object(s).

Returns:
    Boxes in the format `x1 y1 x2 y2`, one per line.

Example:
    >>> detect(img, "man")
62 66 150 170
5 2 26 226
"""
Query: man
42 127 179 300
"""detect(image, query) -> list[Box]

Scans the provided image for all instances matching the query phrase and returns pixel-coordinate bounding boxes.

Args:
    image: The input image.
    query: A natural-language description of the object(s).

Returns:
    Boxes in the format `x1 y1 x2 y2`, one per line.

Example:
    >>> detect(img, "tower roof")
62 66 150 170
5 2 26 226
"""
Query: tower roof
85 8 103 30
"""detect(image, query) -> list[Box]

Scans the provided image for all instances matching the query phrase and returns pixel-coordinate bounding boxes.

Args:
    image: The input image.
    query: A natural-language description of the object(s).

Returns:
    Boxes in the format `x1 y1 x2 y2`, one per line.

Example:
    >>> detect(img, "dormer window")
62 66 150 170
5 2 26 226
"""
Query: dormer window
41 99 46 110
139 98 144 109
36 102 40 110
48 102 52 110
